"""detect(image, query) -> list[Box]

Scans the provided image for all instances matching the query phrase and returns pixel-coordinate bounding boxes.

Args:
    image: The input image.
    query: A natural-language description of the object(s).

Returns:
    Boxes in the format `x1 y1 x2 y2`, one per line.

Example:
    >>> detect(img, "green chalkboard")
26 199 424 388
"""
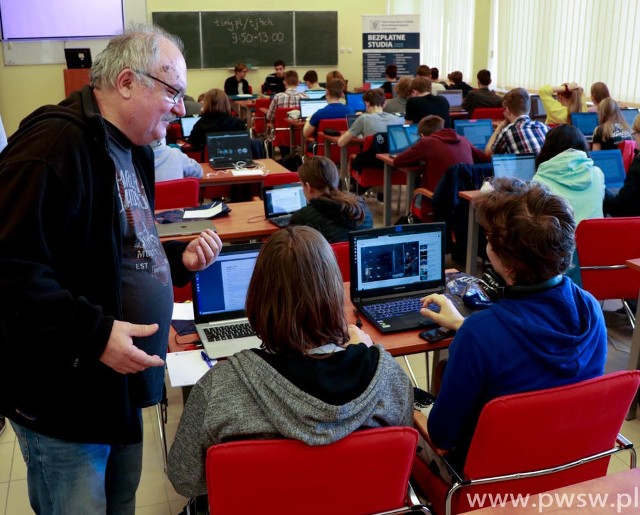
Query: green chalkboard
295 12 338 66
151 11 338 69
152 12 202 69
201 11 293 68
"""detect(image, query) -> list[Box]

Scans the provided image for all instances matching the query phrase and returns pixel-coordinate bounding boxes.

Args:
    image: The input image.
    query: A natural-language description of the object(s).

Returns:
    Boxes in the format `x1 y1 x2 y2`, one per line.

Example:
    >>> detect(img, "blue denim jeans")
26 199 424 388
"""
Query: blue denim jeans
10 420 143 515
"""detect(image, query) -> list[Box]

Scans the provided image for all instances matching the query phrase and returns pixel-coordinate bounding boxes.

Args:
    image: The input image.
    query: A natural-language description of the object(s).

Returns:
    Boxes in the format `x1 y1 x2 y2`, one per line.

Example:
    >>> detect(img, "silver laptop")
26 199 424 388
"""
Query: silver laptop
206 131 255 169
262 182 307 227
156 220 213 238
191 243 262 359
180 116 200 139
299 99 328 119
491 153 537 181
436 89 464 112
387 124 420 158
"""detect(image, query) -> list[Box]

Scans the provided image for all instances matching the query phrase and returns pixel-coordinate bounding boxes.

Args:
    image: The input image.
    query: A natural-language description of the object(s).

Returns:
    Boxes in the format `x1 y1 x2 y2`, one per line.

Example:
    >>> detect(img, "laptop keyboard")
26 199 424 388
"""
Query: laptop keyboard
204 323 256 342
362 292 465 320
269 215 292 227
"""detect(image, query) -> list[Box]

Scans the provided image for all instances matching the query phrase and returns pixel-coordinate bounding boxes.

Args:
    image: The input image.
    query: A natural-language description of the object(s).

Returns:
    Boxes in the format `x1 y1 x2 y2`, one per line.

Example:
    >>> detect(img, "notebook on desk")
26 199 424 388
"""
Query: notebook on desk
206 131 256 169
349 223 458 334
491 153 536 181
299 99 328 120
591 149 626 194
192 243 262 359
180 116 199 140
262 183 307 227
436 89 464 112
387 124 420 158
454 119 493 149
571 112 598 141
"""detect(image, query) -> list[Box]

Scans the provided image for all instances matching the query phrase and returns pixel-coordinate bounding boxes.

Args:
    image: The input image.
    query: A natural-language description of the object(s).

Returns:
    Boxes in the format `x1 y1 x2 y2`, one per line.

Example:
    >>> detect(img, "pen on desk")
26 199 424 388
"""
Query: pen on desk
201 350 213 369
353 308 363 329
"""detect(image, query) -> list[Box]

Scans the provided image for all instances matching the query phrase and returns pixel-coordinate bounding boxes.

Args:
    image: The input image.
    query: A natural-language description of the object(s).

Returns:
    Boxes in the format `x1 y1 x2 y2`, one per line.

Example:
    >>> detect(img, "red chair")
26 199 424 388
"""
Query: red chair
349 134 405 194
263 171 300 188
575 217 640 328
470 107 504 121
618 140 638 173
251 97 272 138
166 121 183 144
412 371 640 515
272 107 301 154
306 118 348 164
205 427 428 515
331 241 350 281
155 177 200 210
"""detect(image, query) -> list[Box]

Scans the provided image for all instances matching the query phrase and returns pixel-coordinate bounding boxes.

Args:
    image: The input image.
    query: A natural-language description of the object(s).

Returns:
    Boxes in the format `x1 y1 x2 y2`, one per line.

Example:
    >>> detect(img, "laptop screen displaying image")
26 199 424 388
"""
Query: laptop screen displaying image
346 92 366 112
368 81 384 90
263 183 307 218
180 116 200 139
621 109 639 127
299 99 328 119
454 119 493 149
305 90 327 100
591 149 626 192
387 124 420 157
571 112 598 137
491 153 537 181
206 131 253 167
529 94 547 119
436 89 464 110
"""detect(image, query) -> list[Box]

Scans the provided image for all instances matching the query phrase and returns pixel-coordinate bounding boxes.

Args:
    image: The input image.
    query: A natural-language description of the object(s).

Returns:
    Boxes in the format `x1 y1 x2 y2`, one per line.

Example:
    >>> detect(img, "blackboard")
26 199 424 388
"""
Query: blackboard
152 12 202 70
151 10 338 69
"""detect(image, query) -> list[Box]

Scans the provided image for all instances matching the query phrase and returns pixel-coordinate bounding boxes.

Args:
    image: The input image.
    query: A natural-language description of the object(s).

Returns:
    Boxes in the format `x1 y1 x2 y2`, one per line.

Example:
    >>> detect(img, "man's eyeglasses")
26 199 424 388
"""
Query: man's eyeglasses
138 70 184 104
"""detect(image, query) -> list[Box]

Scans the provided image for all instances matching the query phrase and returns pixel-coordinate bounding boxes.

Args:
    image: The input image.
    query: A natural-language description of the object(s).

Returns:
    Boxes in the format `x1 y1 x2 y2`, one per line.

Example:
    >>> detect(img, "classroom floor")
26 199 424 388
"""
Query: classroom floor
1 195 639 515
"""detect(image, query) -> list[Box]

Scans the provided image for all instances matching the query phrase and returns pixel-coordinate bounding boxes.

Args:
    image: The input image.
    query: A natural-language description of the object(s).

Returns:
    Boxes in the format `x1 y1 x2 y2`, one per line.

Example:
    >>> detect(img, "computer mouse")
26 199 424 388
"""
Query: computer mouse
462 289 492 310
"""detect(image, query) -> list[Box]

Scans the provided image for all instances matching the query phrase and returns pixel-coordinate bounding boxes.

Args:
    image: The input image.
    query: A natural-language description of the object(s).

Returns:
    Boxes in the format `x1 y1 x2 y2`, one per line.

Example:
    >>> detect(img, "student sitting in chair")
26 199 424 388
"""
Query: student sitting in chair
167 225 413 497
417 177 607 480
151 138 203 182
262 59 286 95
188 88 246 153
461 69 503 114
302 78 353 142
538 82 587 125
290 156 372 243
302 69 325 91
223 62 251 96
591 97 632 151
404 76 451 128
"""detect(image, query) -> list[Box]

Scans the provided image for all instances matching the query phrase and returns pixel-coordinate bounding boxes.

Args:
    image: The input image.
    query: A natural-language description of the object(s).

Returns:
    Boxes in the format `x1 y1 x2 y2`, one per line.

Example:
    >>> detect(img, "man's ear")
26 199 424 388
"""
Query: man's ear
116 69 136 99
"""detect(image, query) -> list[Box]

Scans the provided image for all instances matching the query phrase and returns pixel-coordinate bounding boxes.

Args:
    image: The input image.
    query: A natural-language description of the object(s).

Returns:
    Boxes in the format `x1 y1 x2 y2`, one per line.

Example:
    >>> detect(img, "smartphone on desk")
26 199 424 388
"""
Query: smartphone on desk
419 326 455 343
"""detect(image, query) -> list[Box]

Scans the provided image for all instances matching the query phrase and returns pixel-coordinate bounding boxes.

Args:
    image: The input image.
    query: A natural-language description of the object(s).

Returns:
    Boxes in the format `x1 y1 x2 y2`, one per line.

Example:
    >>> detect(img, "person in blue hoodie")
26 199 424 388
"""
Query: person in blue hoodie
417 177 607 480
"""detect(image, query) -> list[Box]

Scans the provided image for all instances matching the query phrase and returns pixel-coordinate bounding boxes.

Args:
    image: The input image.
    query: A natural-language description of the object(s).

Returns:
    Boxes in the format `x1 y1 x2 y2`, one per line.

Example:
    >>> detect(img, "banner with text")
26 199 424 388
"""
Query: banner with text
362 15 420 83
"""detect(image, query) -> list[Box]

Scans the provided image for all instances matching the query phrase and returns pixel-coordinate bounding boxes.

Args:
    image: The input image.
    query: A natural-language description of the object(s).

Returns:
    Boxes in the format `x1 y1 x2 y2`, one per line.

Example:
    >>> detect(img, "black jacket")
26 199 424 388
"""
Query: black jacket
224 76 250 96
0 86 190 444
603 150 640 216
189 112 247 152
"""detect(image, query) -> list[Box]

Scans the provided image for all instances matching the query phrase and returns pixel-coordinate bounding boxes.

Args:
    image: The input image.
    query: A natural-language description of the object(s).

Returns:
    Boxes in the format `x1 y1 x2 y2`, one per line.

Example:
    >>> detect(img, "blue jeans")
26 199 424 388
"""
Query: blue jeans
10 420 143 515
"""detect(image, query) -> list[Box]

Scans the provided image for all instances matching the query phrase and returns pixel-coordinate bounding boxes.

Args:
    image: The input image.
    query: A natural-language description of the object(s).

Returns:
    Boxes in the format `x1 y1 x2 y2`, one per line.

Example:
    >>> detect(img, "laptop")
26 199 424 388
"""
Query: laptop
591 149 626 193
305 89 327 100
262 183 307 227
571 112 598 141
529 94 547 120
350 223 454 333
296 83 309 93
192 243 262 359
436 89 464 112
368 81 385 90
346 114 359 128
491 153 537 181
454 119 493 149
179 116 200 140
64 48 92 69
621 108 639 127
387 124 420 158
156 220 213 238
299 99 328 119
346 92 366 113
206 131 255 169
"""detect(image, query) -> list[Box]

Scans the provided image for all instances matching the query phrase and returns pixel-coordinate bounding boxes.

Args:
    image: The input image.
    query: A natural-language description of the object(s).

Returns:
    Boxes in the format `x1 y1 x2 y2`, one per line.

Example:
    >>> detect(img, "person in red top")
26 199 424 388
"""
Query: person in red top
393 115 489 190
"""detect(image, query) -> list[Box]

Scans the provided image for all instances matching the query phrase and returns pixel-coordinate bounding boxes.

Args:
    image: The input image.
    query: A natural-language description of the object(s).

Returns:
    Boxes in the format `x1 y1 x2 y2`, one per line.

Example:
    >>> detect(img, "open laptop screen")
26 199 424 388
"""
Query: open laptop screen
180 116 199 139
206 131 253 166
492 153 537 181
436 89 463 109
299 99 328 119
388 124 420 156
529 94 547 118
346 92 366 112
263 183 306 218
621 109 639 127
591 149 626 191
454 119 493 149
305 90 327 100
350 223 445 297
571 112 598 137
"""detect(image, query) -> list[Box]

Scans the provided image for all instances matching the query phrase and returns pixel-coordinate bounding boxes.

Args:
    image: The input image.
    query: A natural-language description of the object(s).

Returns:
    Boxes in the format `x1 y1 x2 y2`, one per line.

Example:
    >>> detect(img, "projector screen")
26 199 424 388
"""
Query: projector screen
0 0 124 40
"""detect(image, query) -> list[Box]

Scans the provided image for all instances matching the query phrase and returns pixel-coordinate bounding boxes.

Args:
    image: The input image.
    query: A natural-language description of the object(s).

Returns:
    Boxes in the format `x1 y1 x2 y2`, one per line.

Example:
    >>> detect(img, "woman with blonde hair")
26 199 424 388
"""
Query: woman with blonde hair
538 82 587 125
188 88 246 151
290 156 373 243
167 225 413 497
591 97 632 151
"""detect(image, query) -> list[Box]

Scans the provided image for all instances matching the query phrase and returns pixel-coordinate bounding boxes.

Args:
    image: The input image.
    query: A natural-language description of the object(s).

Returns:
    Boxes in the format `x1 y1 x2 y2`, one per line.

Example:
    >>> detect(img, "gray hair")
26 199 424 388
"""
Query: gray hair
90 24 183 90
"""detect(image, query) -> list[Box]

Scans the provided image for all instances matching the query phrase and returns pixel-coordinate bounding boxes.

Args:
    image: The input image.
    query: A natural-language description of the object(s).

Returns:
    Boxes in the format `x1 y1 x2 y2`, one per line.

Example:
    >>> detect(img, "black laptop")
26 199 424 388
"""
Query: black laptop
262 183 307 227
350 223 453 333
206 131 255 169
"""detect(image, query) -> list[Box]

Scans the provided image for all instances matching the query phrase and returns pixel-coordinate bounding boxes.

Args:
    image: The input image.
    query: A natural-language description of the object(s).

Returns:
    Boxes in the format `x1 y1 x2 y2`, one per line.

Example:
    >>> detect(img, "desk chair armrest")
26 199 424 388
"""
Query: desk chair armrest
412 187 434 200
413 411 450 458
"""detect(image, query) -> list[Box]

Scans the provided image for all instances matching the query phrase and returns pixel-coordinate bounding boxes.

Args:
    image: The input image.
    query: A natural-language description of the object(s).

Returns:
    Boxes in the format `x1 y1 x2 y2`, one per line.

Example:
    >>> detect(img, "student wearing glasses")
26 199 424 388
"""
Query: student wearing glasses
223 62 251 96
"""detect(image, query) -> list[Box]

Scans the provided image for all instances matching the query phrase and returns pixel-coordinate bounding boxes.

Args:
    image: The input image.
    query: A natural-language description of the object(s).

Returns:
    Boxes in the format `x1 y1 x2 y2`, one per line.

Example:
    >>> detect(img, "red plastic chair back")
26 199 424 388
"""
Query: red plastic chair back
415 371 640 514
312 118 348 163
349 134 405 189
166 122 183 144
154 178 200 210
575 217 640 300
206 427 418 515
471 107 504 121
331 241 350 281
263 172 300 188
252 97 272 137
618 140 638 173
274 107 300 148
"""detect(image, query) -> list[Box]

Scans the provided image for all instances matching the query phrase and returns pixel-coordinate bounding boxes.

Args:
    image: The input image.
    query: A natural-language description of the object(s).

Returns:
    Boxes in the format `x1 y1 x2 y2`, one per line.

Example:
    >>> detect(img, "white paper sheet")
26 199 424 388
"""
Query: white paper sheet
166 351 216 387
172 303 195 320
183 203 223 219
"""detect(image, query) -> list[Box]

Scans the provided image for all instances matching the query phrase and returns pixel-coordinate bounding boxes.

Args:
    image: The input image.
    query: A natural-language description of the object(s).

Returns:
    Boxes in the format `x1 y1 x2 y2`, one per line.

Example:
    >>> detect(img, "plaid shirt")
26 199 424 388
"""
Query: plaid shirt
266 88 306 122
492 115 549 155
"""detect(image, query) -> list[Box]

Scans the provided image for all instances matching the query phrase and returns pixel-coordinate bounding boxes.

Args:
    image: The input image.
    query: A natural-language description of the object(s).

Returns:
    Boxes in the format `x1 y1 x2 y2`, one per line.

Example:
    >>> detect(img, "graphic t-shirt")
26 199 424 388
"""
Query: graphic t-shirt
107 122 173 407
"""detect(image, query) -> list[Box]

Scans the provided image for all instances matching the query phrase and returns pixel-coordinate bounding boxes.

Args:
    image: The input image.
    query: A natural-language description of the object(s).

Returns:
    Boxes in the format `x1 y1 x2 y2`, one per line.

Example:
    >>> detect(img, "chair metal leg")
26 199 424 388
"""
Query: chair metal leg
157 384 169 472
403 355 418 387
622 299 636 330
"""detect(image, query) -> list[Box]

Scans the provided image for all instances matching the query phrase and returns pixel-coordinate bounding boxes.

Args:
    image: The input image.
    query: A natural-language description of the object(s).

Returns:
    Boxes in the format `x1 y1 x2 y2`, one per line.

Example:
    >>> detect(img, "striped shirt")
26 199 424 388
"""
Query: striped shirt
492 115 549 155
266 88 307 121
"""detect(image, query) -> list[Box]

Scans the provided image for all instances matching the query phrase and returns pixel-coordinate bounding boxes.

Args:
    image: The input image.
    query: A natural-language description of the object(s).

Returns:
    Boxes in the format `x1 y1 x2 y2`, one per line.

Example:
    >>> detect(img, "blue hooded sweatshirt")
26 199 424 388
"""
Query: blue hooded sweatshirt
427 277 607 467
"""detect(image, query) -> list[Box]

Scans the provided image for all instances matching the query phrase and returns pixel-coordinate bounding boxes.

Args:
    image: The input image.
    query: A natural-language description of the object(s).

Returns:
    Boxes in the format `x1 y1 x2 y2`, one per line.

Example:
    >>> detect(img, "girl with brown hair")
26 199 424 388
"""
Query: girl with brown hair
188 88 246 151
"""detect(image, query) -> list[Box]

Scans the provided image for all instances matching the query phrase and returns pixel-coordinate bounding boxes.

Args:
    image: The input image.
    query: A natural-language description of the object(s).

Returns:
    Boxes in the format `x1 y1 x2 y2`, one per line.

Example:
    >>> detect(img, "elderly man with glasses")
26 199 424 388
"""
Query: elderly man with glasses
0 26 222 515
